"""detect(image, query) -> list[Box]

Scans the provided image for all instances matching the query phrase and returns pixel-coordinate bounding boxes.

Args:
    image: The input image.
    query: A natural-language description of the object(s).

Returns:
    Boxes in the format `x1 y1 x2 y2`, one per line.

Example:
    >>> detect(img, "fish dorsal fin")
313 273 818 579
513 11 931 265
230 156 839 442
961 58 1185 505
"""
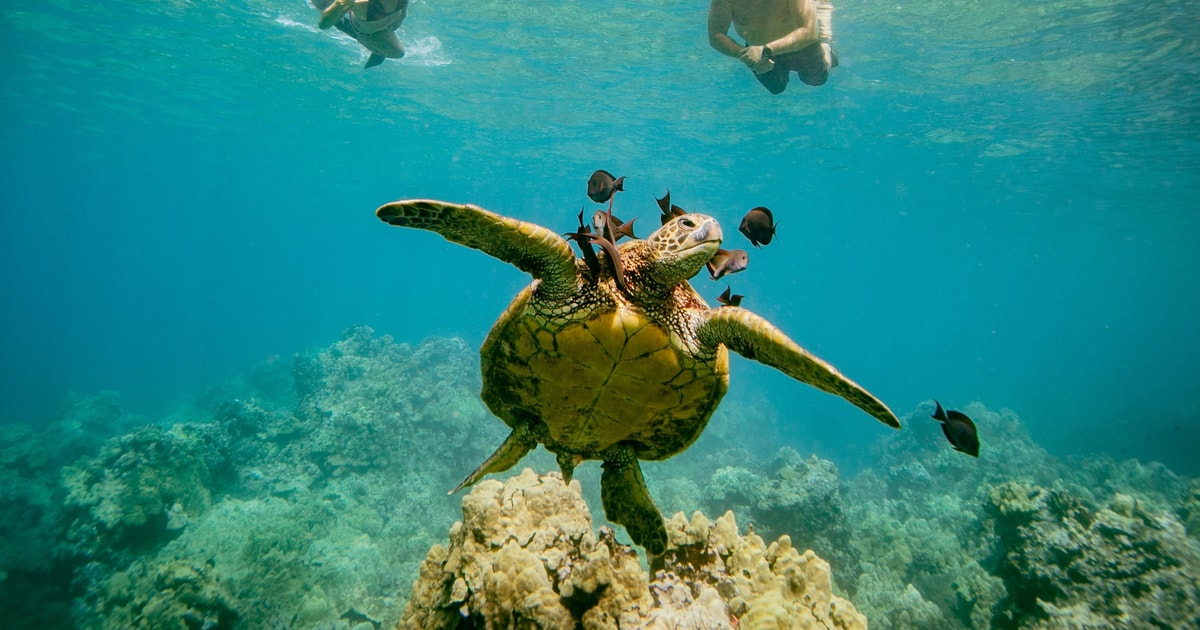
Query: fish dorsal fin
946 410 975 428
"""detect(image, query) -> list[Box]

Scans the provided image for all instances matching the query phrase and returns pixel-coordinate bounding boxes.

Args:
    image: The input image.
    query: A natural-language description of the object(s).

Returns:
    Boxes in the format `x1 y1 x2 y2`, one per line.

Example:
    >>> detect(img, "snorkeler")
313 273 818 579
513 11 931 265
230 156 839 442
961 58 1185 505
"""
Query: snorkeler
313 0 409 68
707 0 837 94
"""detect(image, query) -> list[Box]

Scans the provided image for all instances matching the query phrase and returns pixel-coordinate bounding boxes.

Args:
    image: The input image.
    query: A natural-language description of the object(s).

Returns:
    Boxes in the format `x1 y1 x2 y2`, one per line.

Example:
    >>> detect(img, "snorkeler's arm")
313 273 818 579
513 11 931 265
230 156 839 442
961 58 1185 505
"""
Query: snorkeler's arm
318 0 368 29
707 0 746 58
761 0 820 55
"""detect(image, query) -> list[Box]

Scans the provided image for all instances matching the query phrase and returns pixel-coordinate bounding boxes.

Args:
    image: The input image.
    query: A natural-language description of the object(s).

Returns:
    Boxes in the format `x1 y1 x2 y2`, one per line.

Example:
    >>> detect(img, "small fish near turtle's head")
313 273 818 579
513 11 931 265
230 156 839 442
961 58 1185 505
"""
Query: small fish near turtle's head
565 207 601 275
931 400 980 457
706 248 749 280
656 190 688 226
644 213 723 285
587 170 625 204
739 206 777 248
591 210 638 242
716 285 744 307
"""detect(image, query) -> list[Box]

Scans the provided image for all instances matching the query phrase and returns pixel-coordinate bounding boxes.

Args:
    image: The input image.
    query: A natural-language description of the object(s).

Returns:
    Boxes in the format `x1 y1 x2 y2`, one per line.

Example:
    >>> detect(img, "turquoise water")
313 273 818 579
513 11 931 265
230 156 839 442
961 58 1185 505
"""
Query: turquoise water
2 0 1198 468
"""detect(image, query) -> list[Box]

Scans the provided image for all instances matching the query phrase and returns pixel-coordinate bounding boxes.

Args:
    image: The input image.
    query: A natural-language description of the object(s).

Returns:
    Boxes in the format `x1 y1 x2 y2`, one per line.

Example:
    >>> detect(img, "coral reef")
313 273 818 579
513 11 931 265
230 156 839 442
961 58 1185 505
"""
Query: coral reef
80 493 400 629
403 468 865 629
0 392 135 626
1183 479 1200 539
987 480 1200 628
701 447 857 588
1065 453 1191 514
68 327 497 629
7 327 1199 630
0 423 70 582
84 558 239 630
834 404 1052 629
670 402 1200 629
62 422 231 561
832 402 1199 629
291 326 502 482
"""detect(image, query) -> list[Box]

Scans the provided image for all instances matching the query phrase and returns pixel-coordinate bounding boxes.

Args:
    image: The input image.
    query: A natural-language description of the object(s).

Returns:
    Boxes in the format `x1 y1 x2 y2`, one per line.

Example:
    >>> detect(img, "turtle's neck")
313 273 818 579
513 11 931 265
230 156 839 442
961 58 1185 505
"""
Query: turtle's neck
619 241 689 308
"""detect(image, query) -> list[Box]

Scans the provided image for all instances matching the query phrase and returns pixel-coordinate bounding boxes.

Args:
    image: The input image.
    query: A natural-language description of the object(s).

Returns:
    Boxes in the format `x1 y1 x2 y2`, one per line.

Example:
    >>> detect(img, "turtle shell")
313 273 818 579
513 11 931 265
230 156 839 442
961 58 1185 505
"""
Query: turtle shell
480 284 730 461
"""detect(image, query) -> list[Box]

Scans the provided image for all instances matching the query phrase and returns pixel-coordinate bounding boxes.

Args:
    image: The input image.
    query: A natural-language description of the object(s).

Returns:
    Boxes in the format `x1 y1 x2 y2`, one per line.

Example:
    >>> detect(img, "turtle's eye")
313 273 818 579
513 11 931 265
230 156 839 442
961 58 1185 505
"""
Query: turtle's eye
679 218 695 228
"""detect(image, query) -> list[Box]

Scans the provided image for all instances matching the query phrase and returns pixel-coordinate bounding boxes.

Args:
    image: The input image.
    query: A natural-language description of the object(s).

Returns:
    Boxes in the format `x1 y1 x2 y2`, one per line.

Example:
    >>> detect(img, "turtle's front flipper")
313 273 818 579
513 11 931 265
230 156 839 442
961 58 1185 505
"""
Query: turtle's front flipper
600 444 667 556
697 307 900 428
377 199 579 299
450 423 537 494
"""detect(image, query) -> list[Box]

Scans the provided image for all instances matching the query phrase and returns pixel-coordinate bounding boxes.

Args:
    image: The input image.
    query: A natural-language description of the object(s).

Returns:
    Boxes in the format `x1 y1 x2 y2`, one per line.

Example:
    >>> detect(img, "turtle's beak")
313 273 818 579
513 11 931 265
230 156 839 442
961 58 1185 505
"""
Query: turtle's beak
691 220 723 245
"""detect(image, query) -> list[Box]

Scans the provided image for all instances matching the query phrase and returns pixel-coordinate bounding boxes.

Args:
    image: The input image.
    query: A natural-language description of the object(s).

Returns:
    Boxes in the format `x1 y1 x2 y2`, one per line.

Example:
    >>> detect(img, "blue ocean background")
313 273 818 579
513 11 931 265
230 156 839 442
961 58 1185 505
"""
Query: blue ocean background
3 0 1200 627
4 0 1197 473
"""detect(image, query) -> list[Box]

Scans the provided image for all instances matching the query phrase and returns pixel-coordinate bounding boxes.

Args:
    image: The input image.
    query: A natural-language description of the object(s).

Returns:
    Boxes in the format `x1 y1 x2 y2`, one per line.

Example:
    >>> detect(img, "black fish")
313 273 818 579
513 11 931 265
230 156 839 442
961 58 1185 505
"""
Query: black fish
932 400 980 457
582 231 628 293
591 210 638 242
565 208 600 275
567 205 628 293
587 170 626 204
655 190 688 226
716 286 744 307
739 207 777 248
706 248 749 279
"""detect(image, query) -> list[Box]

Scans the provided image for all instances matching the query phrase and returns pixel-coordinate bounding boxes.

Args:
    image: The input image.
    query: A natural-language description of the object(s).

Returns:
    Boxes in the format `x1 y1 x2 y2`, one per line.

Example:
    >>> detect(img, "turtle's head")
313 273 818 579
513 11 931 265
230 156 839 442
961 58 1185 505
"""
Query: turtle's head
643 213 723 285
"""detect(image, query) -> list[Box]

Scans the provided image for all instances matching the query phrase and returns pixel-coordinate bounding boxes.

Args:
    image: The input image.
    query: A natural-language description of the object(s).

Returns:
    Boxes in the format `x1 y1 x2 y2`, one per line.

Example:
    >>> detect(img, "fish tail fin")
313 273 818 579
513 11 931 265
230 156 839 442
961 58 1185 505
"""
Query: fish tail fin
931 400 947 421
617 217 638 240
613 176 626 191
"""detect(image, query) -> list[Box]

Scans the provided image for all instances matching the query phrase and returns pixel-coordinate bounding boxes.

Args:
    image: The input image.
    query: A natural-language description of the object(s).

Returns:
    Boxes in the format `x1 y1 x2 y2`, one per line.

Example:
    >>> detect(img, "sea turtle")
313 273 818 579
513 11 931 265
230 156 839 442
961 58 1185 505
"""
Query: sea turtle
376 198 899 555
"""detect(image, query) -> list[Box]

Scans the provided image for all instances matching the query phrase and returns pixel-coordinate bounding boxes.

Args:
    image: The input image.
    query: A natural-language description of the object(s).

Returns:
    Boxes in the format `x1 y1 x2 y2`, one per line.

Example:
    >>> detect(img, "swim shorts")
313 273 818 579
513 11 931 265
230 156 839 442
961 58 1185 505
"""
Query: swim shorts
754 42 838 94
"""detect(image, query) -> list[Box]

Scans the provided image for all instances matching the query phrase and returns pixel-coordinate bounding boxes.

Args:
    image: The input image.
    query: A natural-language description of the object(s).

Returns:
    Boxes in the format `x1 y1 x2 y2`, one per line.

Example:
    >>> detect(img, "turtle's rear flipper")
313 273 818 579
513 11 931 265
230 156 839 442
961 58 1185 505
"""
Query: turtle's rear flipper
450 424 536 494
601 445 667 556
364 53 386 68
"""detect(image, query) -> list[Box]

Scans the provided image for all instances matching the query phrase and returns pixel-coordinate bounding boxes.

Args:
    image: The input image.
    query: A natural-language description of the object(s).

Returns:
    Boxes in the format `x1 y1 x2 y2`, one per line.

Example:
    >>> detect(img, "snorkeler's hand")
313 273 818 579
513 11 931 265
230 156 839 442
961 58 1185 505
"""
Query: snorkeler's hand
318 0 356 29
739 46 775 74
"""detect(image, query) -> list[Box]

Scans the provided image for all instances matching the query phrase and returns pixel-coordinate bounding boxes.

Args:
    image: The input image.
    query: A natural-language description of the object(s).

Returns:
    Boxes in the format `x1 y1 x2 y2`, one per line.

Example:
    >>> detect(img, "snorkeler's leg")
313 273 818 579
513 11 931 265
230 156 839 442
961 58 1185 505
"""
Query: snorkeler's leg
816 0 835 69
817 0 833 43
781 45 831 86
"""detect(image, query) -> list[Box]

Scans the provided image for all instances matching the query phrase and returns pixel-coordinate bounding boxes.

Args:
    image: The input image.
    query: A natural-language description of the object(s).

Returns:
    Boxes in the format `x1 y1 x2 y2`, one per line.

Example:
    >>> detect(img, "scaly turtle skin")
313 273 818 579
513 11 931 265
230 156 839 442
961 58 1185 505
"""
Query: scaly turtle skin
376 199 899 555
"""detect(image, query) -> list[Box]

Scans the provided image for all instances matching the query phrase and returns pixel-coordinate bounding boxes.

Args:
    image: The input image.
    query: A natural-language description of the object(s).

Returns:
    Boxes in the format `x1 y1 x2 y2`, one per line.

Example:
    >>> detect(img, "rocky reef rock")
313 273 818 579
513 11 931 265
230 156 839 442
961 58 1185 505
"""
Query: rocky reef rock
987 480 1200 628
403 468 865 629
